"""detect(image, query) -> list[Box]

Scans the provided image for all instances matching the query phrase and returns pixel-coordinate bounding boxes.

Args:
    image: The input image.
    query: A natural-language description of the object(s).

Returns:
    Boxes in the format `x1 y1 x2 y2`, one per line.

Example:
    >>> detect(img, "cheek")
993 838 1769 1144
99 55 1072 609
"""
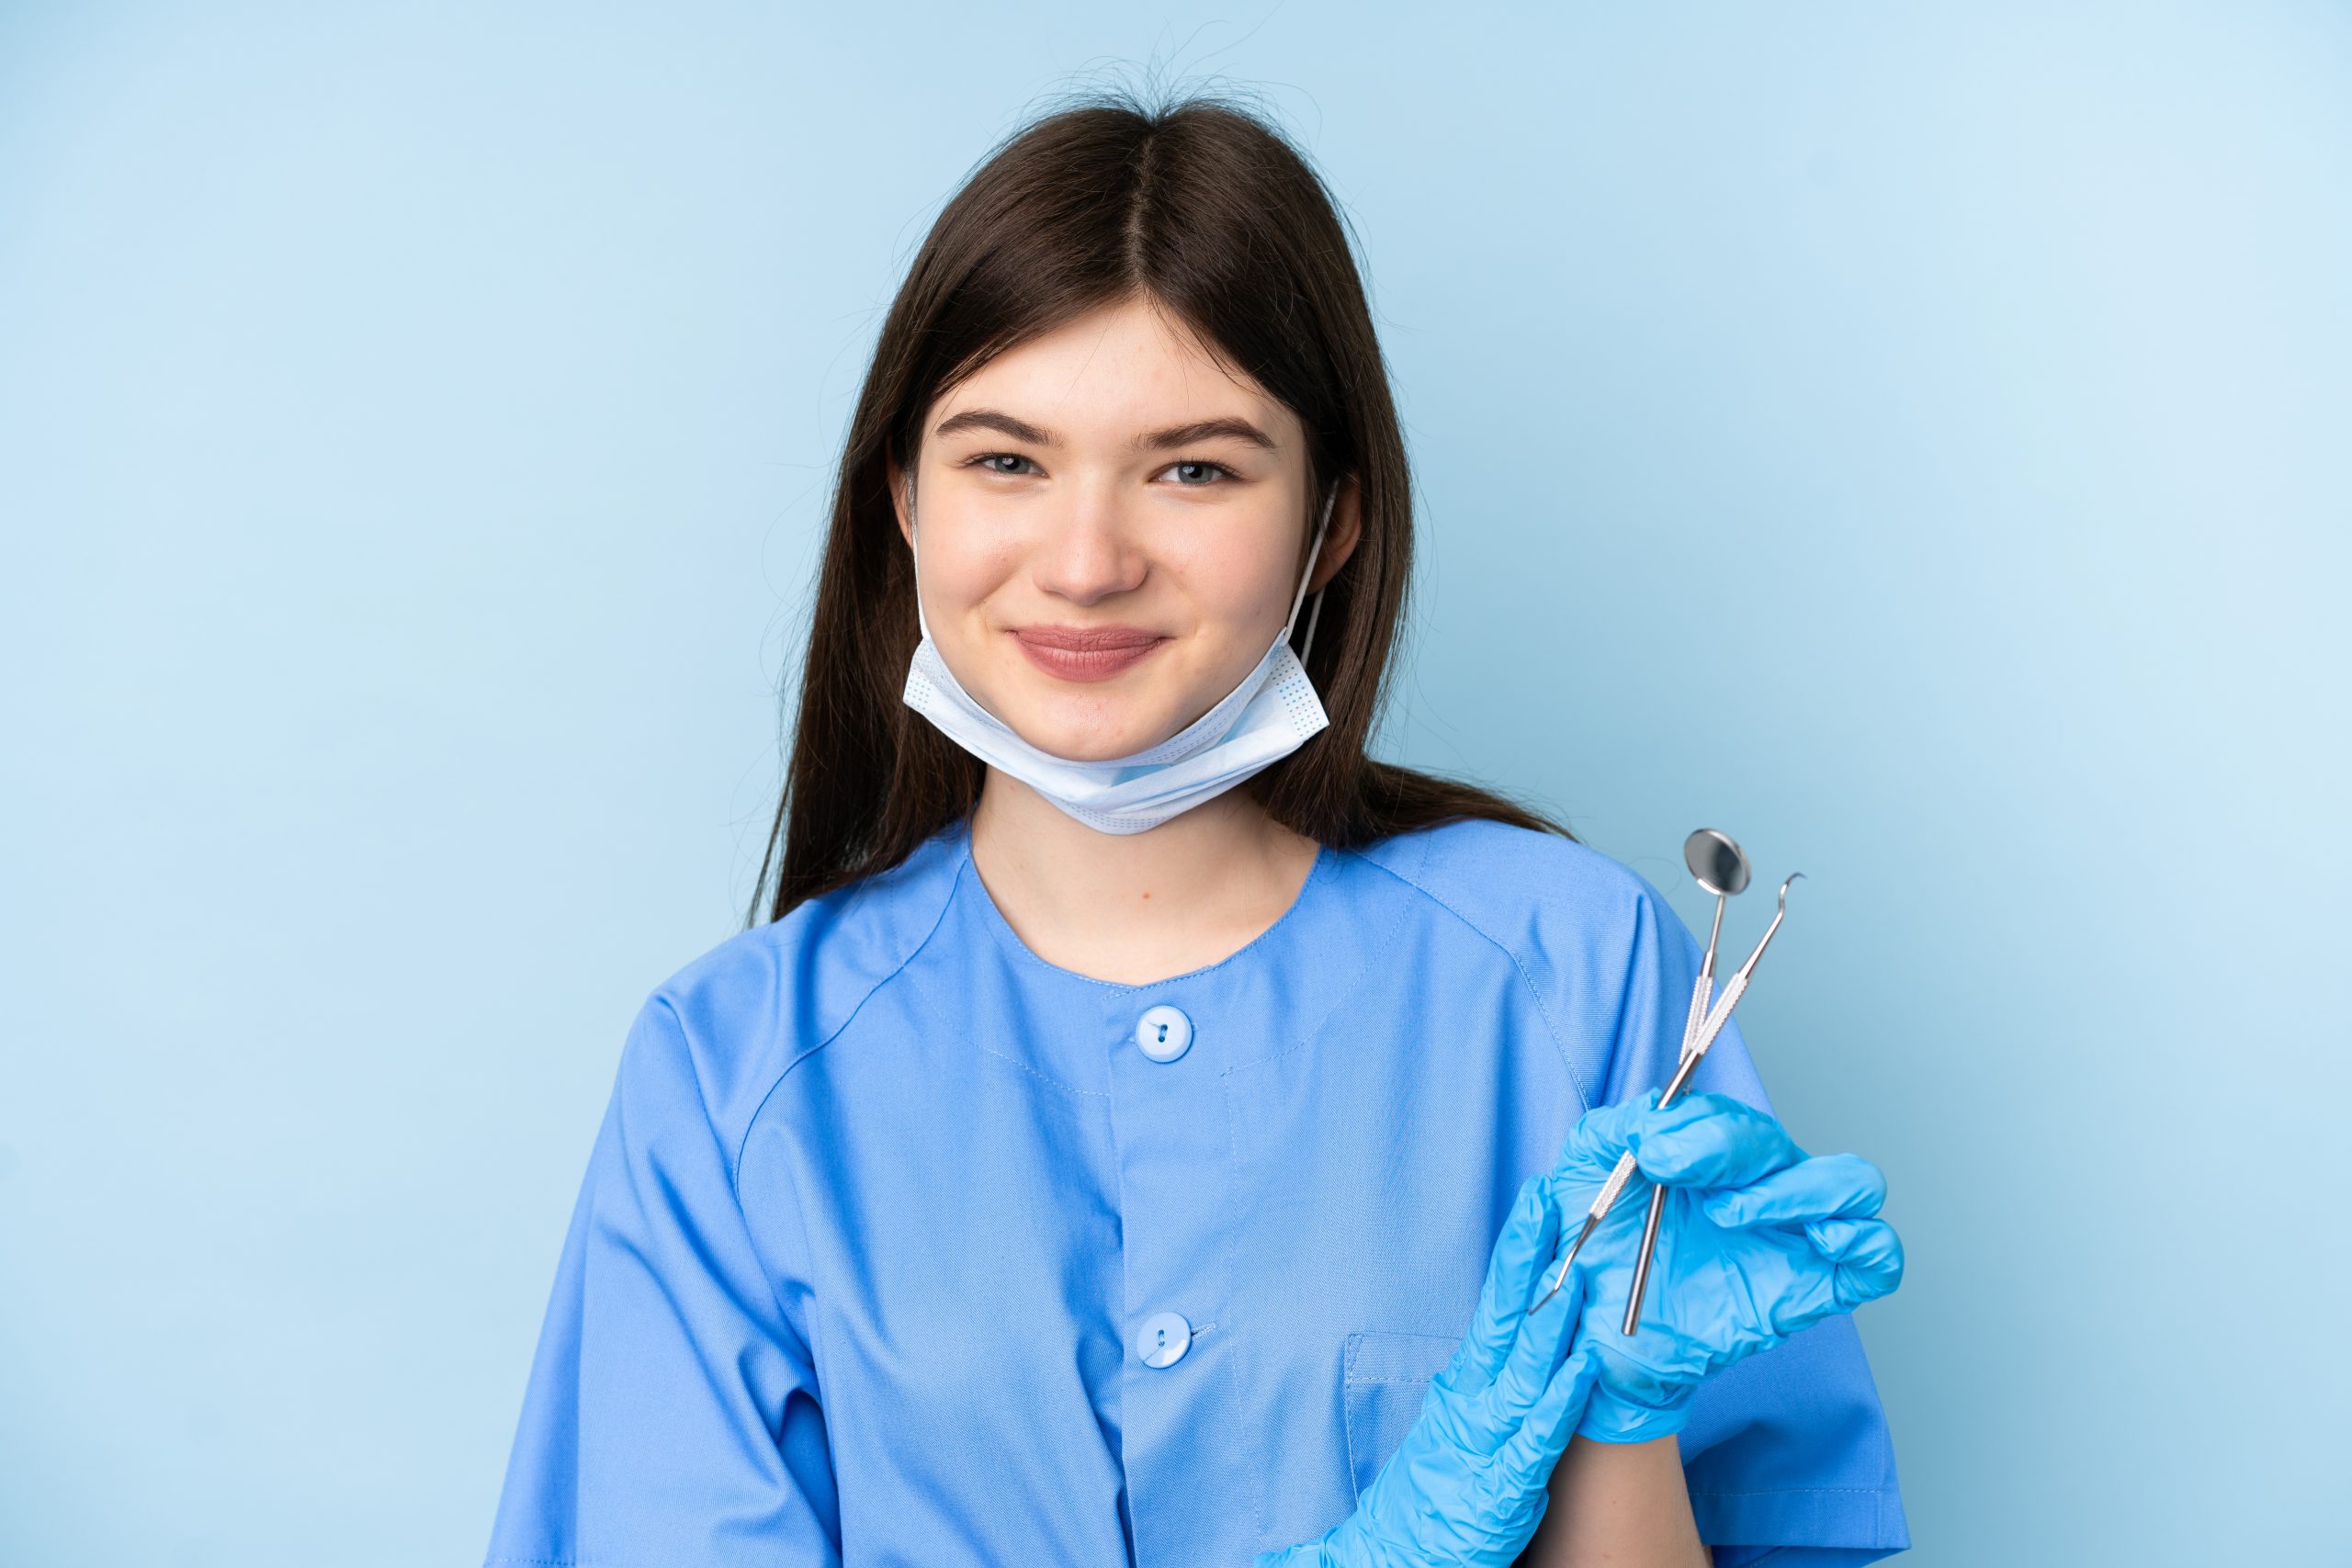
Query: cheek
1159 525 1298 627
922 534 1020 618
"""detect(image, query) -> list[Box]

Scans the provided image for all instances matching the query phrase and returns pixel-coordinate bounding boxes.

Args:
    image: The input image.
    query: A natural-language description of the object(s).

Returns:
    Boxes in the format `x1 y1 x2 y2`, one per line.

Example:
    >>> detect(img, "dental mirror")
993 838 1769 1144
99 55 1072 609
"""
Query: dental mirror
1684 829 1751 986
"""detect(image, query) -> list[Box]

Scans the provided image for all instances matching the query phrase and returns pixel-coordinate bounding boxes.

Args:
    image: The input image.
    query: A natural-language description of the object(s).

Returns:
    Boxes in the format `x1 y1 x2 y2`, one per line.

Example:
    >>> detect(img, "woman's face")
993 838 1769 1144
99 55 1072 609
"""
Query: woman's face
894 294 1338 763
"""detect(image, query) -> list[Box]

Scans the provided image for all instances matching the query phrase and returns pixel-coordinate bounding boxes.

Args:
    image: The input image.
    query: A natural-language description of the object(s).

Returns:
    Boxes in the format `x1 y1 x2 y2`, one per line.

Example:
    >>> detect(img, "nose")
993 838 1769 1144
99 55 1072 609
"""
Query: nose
1029 483 1147 608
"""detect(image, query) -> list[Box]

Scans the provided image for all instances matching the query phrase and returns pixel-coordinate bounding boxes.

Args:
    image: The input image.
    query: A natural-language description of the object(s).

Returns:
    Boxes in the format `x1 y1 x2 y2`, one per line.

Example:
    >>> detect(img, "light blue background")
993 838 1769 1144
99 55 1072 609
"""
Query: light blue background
3 3 2344 1563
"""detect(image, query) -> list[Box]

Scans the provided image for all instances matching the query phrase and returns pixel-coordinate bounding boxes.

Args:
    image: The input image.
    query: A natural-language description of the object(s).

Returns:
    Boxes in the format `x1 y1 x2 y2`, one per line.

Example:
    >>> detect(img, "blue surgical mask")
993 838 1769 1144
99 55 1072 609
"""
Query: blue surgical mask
900 486 1337 835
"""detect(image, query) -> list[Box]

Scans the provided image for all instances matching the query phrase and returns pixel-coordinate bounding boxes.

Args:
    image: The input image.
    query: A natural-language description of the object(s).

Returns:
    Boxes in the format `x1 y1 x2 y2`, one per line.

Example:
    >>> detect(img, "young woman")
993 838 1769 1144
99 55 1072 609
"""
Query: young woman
484 94 1908 1568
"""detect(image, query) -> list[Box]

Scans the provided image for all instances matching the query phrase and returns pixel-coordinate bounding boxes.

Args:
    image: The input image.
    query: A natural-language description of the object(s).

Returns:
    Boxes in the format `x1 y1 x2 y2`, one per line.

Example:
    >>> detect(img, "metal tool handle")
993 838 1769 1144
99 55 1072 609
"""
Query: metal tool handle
1620 969 1750 1333
1588 1150 1639 1221
1679 970 1712 1063
1623 1184 1669 1333
1582 969 1741 1228
1684 970 1747 1066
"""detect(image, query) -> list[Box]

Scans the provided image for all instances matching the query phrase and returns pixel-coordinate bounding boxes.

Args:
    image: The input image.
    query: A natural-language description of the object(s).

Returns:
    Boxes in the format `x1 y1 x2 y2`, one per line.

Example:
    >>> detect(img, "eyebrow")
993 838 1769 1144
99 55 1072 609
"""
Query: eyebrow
932 408 1279 454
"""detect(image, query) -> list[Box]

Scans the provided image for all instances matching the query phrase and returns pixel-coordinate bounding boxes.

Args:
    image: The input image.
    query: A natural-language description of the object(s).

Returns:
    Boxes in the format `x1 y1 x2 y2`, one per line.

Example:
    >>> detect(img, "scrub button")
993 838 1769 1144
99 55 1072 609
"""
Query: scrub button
1136 1311 1193 1369
1135 1004 1193 1063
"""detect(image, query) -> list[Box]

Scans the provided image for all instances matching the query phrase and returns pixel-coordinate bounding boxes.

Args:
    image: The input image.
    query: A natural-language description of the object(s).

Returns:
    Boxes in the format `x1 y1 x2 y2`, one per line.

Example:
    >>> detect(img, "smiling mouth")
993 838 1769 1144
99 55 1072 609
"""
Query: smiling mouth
1012 626 1169 682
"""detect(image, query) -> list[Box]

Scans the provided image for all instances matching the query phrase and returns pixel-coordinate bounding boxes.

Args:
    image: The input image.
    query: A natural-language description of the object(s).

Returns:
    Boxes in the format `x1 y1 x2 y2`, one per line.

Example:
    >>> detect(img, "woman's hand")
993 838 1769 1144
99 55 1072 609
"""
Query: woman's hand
1256 1177 1603 1568
1547 1091 1905 1445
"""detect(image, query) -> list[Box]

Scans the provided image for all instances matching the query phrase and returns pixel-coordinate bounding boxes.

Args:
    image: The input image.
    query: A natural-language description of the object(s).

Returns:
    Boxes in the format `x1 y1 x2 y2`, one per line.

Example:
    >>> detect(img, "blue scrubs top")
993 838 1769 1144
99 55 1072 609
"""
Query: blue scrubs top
484 813 1908 1567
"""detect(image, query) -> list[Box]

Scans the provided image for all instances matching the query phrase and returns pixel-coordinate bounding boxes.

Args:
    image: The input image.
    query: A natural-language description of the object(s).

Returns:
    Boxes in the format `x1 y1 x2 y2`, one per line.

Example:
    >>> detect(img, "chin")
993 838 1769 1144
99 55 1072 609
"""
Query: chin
1004 688 1184 763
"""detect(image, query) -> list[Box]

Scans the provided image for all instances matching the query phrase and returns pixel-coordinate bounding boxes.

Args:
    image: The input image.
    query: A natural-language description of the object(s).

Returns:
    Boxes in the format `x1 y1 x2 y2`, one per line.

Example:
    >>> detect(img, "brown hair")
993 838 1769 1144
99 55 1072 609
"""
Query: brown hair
748 87 1572 927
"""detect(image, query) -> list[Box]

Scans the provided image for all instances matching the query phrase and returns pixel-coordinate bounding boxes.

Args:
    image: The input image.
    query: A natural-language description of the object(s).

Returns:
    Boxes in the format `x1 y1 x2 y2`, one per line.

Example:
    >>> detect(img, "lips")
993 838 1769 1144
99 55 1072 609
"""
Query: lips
1014 625 1165 651
1012 625 1169 682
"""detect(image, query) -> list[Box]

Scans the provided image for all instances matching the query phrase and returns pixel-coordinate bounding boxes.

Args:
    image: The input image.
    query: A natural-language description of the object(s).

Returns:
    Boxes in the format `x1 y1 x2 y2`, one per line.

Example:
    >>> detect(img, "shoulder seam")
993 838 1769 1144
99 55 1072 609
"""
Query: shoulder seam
725 852 967 1190
1340 829 1597 1114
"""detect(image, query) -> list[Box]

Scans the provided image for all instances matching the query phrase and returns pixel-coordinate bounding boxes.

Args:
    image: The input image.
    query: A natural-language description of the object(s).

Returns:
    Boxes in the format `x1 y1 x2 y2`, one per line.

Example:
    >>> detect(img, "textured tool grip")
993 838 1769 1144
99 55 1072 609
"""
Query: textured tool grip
1678 969 1749 1078
1679 972 1713 1063
1589 1149 1639 1220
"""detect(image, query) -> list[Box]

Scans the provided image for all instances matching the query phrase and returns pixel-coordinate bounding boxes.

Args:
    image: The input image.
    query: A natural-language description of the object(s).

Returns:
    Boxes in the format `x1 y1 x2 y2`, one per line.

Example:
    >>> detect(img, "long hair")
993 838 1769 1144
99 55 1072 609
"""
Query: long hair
749 89 1572 926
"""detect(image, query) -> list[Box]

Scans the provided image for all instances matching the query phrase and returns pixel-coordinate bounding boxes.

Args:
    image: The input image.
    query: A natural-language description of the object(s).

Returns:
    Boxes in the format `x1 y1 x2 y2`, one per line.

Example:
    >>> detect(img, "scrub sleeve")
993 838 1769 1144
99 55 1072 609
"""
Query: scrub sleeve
483 996 842 1565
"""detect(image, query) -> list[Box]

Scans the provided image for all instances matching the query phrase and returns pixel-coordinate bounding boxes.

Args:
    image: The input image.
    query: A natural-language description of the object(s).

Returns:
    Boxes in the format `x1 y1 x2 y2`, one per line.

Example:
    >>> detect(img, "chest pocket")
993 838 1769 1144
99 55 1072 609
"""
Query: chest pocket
1341 1329 1461 1502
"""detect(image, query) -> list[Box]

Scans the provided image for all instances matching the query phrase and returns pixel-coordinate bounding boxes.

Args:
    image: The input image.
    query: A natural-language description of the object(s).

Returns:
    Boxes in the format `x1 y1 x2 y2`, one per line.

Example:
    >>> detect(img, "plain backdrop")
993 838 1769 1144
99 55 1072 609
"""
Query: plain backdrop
3 3 2346 1564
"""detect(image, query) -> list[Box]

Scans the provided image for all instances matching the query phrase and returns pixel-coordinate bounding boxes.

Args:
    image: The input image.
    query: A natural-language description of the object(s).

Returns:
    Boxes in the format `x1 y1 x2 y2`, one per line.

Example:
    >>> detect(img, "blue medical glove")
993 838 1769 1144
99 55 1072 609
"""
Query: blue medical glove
1546 1091 1904 1446
1255 1176 1604 1568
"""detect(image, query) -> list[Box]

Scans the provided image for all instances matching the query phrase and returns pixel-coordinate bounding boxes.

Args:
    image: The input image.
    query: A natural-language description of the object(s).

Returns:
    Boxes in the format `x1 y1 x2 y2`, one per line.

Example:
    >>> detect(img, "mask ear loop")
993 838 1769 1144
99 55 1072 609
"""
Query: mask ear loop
1286 483 1340 666
903 476 930 641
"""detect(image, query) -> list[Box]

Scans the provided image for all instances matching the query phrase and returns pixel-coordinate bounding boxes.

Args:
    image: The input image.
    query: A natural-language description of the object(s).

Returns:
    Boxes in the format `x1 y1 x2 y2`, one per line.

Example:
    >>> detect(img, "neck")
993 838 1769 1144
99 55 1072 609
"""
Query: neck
967 771 1322 986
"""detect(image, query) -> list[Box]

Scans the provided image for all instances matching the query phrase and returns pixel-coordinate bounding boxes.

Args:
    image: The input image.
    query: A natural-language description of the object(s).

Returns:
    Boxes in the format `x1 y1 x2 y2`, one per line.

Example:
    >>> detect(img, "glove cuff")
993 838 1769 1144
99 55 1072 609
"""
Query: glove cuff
1574 1382 1696 1446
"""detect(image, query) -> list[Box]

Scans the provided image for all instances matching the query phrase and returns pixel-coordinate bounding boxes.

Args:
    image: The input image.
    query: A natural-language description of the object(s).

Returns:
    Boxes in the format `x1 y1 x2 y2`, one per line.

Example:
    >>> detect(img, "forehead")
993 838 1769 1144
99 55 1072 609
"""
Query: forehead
932 296 1298 445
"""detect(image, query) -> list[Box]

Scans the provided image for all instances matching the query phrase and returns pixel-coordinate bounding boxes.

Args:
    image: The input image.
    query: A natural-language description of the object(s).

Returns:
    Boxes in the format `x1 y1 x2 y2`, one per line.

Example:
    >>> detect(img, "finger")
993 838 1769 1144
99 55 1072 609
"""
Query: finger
1629 1093 1807 1189
1552 1091 1660 1178
1747 1218 1905 1337
1440 1177 1558 1396
1494 1341 1604 1483
1805 1216 1905 1306
1698 1154 1887 1229
1487 1241 1583 1423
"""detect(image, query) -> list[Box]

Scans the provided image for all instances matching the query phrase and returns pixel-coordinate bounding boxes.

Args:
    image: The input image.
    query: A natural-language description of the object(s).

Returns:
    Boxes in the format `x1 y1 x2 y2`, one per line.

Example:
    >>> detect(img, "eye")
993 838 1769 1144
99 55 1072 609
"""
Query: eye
1158 459 1236 486
967 452 1040 477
